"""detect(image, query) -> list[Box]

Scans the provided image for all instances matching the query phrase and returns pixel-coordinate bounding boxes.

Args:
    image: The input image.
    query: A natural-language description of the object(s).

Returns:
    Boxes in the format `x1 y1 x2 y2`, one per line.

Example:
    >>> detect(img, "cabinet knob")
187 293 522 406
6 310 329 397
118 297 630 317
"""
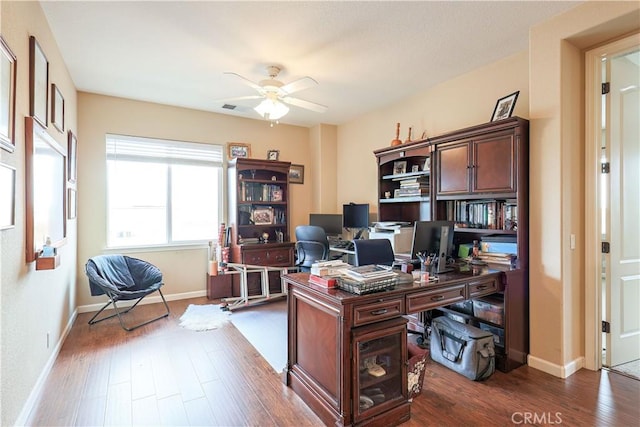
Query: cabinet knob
431 295 445 301
370 309 388 316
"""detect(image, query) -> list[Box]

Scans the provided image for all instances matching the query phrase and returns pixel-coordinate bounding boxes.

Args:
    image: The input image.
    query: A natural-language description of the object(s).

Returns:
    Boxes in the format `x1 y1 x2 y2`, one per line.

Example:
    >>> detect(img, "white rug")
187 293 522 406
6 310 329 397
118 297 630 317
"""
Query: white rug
179 304 230 331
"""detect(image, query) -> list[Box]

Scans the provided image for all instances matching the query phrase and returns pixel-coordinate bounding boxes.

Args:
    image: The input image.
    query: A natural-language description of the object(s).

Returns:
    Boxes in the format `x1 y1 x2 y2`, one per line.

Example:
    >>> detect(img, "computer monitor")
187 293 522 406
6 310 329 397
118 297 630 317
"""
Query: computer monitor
343 203 370 239
411 220 455 273
309 213 343 237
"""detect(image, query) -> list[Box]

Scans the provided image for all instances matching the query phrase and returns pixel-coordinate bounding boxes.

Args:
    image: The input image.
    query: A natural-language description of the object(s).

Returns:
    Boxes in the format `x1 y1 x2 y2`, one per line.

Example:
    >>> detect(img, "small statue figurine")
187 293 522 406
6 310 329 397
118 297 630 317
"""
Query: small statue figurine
261 232 269 243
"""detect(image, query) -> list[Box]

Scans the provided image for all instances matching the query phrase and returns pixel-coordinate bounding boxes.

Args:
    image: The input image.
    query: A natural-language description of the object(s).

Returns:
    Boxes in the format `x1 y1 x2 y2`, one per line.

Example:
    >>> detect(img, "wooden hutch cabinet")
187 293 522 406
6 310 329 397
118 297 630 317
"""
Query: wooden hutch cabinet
373 117 529 372
227 158 295 295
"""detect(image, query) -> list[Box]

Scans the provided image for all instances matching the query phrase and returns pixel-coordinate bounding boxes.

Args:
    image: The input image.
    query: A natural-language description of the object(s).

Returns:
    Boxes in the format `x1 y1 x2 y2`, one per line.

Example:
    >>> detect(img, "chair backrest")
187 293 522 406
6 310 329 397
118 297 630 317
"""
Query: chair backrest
295 225 330 271
86 254 163 298
353 239 395 266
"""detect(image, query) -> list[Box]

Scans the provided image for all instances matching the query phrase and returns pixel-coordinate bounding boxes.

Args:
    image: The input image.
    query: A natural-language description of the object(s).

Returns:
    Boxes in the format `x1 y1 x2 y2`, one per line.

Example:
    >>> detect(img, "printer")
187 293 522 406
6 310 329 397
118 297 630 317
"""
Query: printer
368 222 413 254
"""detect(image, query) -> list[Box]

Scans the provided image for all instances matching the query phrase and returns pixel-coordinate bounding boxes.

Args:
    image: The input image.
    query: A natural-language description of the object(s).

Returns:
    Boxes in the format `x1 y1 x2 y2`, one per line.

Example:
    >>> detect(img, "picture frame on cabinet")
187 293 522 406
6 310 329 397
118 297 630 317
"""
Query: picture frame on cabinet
423 157 431 172
51 84 64 132
289 164 304 184
267 149 279 161
0 36 17 153
393 160 407 175
29 36 49 127
67 130 77 183
0 162 15 229
228 142 251 159
491 91 519 122
252 207 274 225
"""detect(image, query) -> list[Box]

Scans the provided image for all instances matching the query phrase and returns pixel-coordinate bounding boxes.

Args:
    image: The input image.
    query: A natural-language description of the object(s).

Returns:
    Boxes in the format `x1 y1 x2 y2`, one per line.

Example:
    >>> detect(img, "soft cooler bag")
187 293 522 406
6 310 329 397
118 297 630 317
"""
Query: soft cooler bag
430 316 495 381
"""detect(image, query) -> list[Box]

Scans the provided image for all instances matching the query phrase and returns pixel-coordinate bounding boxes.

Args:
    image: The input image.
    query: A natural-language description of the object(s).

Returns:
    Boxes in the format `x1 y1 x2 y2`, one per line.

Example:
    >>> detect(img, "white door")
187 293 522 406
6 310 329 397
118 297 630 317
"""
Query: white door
604 36 640 367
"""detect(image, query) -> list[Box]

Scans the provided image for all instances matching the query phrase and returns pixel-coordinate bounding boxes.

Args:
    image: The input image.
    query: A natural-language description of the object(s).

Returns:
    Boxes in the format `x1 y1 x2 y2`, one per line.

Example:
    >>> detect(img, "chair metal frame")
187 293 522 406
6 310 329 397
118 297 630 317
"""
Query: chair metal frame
88 288 170 331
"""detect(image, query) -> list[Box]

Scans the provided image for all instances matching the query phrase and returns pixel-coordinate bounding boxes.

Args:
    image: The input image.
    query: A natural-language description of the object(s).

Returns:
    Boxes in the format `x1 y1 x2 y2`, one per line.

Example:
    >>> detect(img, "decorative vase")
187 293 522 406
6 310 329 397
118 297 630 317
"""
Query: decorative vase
390 123 402 146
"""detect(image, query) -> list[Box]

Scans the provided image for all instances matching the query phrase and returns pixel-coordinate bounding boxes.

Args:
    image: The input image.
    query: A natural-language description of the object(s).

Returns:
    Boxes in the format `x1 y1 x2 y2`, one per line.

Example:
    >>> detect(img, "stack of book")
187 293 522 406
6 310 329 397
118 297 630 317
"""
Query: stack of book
309 260 350 288
475 252 513 265
393 176 430 198
343 265 397 282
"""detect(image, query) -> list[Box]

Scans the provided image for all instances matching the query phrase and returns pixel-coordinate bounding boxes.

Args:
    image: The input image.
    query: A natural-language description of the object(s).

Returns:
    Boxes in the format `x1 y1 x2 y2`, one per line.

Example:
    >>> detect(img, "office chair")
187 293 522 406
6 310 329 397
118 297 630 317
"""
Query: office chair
353 239 395 266
85 254 170 331
295 225 330 272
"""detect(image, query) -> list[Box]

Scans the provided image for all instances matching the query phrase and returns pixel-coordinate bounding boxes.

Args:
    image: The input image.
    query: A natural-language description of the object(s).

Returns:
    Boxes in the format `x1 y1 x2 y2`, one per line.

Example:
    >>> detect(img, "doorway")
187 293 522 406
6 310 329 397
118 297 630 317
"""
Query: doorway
585 32 640 378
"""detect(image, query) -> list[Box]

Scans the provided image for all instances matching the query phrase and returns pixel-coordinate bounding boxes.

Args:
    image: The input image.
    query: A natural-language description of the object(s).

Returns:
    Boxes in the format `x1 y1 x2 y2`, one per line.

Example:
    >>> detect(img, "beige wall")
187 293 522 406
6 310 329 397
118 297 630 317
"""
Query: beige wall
76 93 314 307
336 50 529 213
0 2 78 425
528 1 639 377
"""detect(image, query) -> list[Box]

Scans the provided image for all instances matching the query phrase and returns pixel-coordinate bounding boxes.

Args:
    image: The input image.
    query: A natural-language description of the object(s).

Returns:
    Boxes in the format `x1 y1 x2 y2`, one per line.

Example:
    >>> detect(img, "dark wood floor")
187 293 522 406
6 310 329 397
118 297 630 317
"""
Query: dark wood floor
26 297 640 426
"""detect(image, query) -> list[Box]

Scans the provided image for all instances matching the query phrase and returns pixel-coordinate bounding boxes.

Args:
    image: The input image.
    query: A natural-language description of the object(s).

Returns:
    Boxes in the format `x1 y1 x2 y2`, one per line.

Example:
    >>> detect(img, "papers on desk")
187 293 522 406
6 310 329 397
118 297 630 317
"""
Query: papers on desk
371 221 412 232
344 265 398 283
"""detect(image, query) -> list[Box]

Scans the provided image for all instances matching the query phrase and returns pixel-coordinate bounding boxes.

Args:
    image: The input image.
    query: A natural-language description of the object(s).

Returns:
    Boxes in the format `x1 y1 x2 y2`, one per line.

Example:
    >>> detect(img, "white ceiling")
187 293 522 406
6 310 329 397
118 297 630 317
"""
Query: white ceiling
40 1 581 128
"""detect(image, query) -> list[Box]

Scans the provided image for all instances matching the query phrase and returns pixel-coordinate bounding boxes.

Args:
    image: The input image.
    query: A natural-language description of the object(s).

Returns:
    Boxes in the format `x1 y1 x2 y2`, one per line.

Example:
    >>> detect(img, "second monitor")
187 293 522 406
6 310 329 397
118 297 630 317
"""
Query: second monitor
343 203 370 239
411 220 455 273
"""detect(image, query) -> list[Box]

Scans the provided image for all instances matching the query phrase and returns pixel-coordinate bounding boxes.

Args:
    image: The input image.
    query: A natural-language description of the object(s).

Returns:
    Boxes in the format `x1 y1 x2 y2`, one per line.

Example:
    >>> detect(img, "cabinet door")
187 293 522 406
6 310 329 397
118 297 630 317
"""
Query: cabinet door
437 142 471 195
472 133 516 193
353 320 407 422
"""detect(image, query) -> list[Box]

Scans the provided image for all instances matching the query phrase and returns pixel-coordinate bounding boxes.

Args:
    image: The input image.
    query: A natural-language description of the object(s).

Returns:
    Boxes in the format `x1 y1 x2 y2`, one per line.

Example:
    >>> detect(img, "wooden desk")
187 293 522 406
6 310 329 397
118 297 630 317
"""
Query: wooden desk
282 265 504 427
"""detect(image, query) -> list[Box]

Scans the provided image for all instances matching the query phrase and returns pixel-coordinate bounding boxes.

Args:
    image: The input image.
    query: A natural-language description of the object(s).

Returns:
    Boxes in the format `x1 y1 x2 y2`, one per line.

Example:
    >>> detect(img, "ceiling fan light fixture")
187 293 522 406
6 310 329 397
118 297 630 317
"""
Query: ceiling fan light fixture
254 98 289 121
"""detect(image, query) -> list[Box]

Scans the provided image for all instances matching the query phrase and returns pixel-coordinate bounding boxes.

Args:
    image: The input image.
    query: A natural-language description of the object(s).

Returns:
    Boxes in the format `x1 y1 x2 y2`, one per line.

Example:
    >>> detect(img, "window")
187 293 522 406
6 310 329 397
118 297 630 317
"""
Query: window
106 134 223 247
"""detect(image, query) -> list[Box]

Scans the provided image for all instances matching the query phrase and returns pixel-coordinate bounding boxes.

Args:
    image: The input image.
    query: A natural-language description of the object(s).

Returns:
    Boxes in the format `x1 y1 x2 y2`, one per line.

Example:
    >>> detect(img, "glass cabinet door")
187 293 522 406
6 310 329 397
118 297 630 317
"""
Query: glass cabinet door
353 319 407 420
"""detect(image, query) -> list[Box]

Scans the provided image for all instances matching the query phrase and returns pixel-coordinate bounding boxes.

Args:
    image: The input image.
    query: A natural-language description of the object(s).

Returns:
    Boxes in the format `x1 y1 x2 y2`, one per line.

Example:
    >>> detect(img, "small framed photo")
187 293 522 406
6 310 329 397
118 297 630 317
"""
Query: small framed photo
272 188 283 201
67 130 77 183
491 91 519 122
228 142 251 159
411 165 420 173
29 36 49 127
252 207 274 225
67 188 77 219
423 157 431 172
0 36 17 153
0 162 16 229
267 149 280 161
393 160 407 175
289 164 304 184
51 84 64 132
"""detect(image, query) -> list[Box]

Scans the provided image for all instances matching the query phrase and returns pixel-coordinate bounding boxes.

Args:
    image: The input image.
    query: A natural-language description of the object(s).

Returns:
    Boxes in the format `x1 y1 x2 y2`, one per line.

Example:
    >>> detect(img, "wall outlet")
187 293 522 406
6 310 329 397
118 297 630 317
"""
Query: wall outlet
570 234 576 250
46 332 50 349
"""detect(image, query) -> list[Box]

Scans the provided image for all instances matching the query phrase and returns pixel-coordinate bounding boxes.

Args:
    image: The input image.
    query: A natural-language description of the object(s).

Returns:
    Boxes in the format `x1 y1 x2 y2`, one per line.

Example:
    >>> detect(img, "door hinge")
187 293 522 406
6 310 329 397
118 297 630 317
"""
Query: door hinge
602 242 610 253
602 321 610 333
602 82 610 95
601 162 610 174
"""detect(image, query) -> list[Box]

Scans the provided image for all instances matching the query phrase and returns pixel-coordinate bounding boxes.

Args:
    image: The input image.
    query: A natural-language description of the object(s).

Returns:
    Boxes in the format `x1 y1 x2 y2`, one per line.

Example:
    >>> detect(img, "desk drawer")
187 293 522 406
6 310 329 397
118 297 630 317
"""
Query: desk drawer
406 284 465 312
468 276 501 299
353 297 404 327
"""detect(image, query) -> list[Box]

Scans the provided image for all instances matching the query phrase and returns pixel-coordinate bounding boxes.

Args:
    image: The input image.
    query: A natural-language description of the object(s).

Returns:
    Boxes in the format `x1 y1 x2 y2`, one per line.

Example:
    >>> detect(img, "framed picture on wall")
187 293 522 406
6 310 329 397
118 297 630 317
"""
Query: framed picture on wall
267 149 279 161
67 188 77 219
491 91 519 122
0 162 16 229
51 84 64 133
67 130 77 183
0 36 17 153
228 142 251 159
289 164 304 184
29 36 49 127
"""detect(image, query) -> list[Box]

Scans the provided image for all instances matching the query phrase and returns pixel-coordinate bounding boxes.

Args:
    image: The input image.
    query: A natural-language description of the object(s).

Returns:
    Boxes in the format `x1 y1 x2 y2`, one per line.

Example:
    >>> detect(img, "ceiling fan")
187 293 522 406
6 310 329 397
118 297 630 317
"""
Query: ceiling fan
221 65 328 122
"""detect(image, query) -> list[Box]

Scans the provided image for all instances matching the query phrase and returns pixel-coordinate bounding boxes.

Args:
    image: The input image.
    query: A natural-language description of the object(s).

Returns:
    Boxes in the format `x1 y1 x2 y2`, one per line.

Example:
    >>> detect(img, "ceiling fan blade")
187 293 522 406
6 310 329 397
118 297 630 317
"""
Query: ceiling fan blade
224 72 263 92
279 76 318 95
281 96 328 113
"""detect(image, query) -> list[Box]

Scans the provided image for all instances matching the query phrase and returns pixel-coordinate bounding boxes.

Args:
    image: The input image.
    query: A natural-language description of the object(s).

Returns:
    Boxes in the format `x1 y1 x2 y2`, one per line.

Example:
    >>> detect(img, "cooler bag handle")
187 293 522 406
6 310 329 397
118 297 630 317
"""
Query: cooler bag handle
439 329 467 363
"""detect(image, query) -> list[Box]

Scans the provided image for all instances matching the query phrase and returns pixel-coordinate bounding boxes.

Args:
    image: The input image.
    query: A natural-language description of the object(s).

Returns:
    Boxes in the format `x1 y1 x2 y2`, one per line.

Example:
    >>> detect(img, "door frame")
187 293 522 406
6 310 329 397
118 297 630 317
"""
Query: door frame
584 32 640 371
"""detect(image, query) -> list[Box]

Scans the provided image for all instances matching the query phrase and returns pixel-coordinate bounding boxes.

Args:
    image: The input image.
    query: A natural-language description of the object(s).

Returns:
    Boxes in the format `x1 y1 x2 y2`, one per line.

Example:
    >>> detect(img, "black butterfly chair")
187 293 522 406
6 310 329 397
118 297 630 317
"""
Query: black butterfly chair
85 254 170 331
353 239 395 266
295 225 330 272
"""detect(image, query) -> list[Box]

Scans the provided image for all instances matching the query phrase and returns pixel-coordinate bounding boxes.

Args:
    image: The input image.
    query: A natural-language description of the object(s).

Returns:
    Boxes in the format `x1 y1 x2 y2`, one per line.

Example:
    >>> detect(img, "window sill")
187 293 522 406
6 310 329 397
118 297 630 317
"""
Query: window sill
103 242 209 254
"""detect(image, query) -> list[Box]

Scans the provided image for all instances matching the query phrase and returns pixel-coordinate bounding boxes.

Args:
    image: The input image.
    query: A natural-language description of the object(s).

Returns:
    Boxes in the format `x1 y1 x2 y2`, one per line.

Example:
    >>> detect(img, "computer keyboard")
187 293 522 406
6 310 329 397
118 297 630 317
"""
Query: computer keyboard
332 240 354 250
